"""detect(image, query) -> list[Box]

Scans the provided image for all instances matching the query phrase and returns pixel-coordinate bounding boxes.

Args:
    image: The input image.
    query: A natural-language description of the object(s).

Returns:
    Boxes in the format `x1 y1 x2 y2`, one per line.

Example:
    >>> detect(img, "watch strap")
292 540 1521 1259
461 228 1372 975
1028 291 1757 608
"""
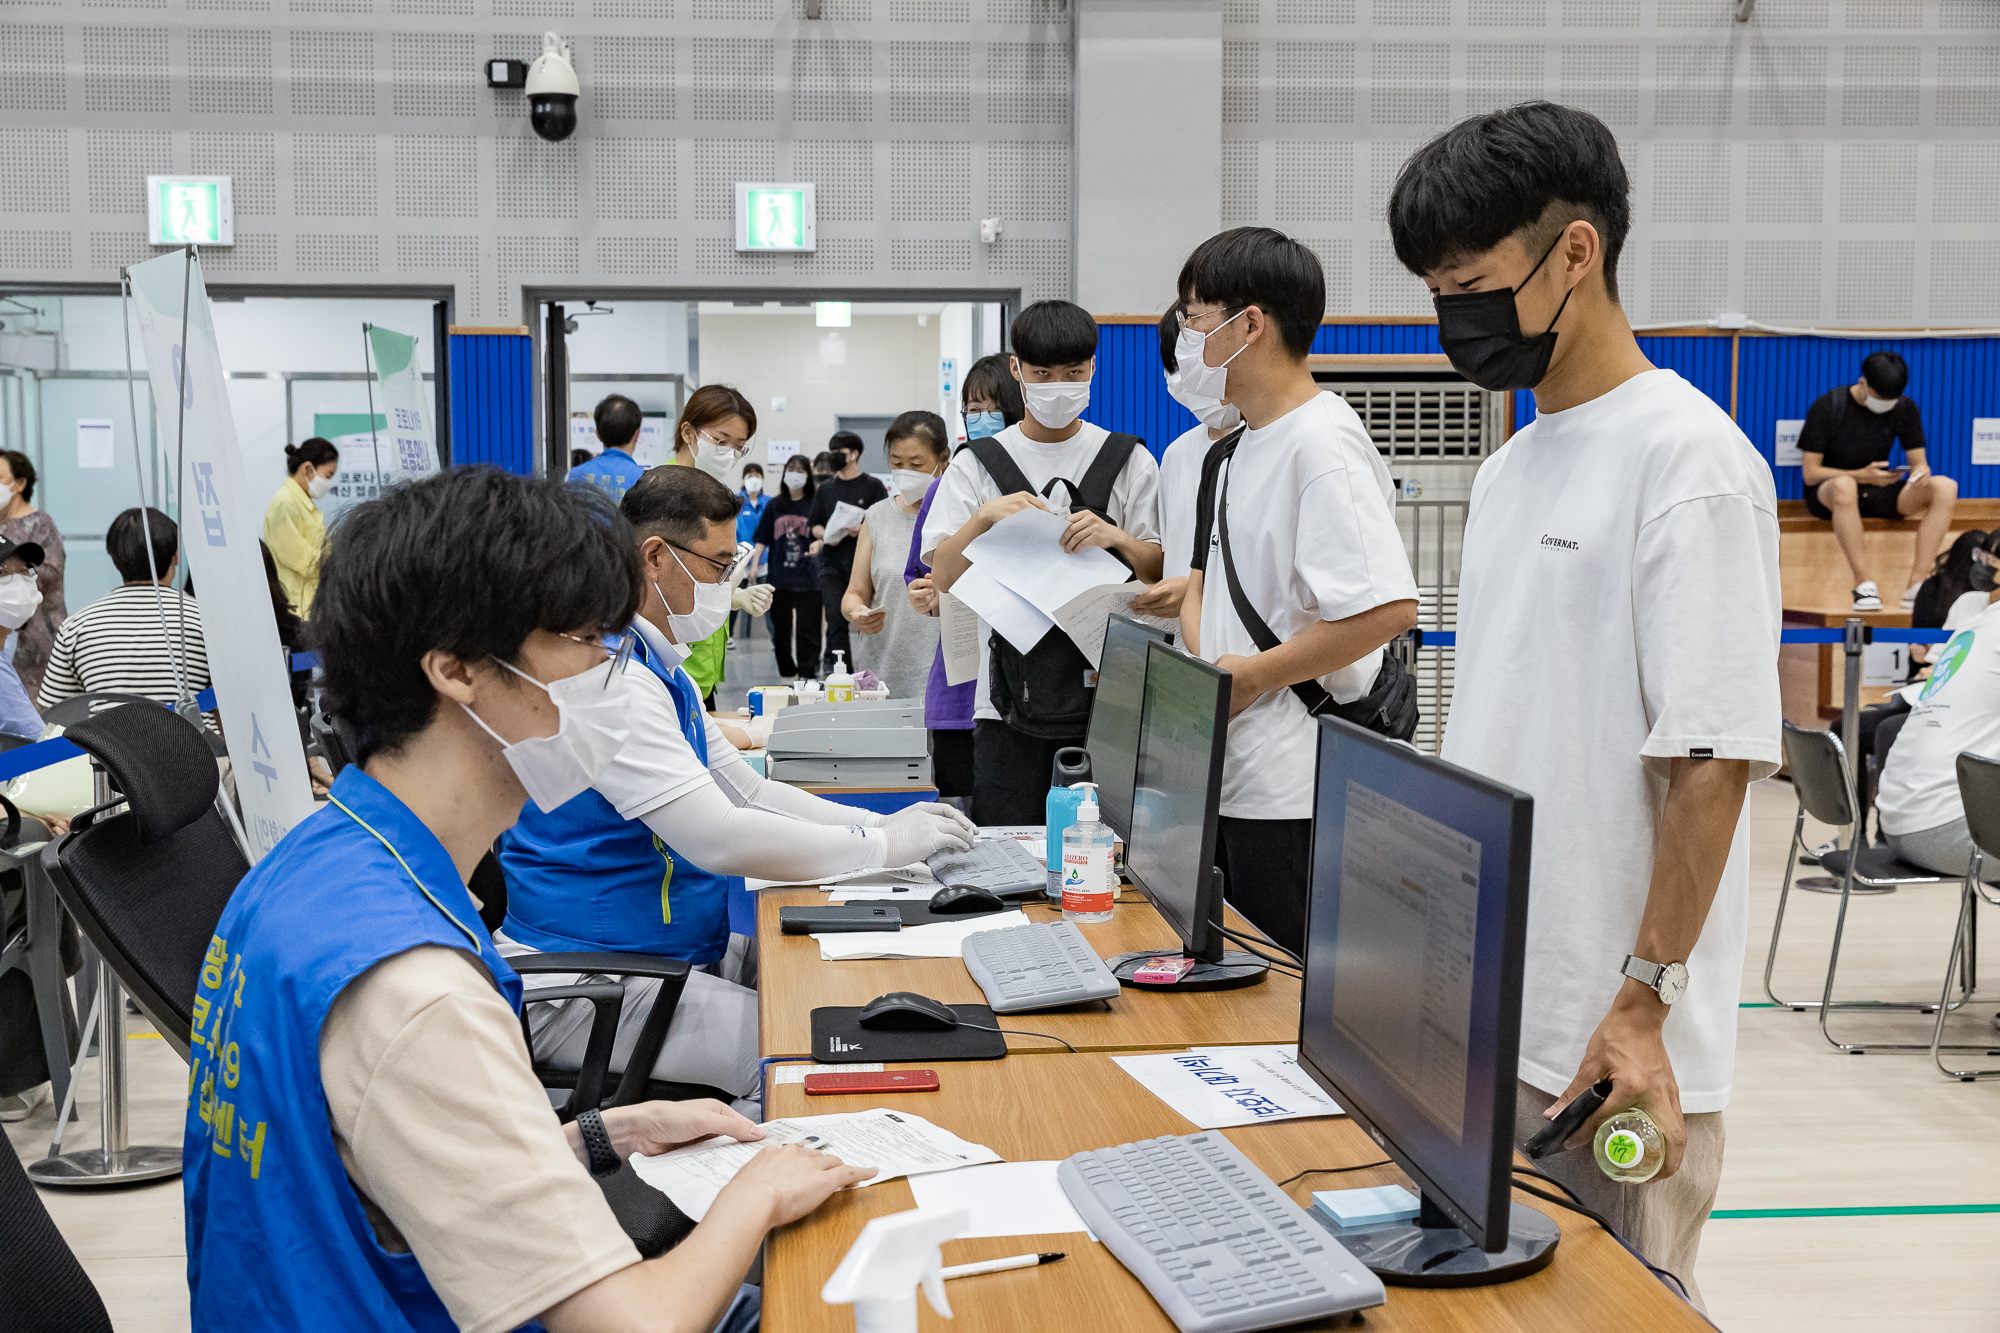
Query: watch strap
1622 954 1664 988
576 1108 619 1176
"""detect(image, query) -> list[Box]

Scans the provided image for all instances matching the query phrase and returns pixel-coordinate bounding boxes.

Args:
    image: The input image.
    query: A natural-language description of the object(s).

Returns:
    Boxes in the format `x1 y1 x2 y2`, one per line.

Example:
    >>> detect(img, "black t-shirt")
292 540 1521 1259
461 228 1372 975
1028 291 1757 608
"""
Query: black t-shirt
752 494 820 592
809 473 889 581
1797 385 1927 471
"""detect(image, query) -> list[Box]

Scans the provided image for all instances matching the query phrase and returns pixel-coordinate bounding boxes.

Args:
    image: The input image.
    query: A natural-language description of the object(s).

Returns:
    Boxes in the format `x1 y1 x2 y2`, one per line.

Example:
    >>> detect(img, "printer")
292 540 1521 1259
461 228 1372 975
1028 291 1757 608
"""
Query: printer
764 699 933 787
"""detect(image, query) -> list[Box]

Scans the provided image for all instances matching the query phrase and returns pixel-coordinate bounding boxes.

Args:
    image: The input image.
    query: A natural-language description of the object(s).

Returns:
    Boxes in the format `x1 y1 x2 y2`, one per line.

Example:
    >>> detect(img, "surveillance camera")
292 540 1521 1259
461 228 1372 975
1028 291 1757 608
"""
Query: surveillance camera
525 32 578 143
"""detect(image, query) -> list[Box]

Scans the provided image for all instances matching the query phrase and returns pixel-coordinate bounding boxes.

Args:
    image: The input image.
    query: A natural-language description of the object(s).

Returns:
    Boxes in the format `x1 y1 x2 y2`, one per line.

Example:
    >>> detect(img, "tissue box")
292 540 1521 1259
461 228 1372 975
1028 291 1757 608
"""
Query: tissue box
1311 1184 1420 1229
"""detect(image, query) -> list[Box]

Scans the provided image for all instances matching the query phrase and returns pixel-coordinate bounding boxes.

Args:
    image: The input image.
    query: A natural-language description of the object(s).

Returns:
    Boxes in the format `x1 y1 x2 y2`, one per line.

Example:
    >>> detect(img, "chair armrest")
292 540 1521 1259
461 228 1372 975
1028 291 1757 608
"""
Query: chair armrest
508 951 693 982
519 979 625 1122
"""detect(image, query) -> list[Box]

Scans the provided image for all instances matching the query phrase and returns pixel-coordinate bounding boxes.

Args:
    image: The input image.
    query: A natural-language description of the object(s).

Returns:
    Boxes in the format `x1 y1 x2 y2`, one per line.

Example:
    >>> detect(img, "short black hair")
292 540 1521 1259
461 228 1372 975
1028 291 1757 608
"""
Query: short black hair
285 437 340 476
828 430 864 462
570 448 593 469
1862 350 1909 398
812 451 841 474
1388 101 1631 303
740 461 764 477
1011 300 1099 367
1176 228 1324 360
886 410 948 463
594 394 643 449
312 468 640 762
621 460 742 548
962 353 1025 424
1159 301 1185 373
107 507 177 583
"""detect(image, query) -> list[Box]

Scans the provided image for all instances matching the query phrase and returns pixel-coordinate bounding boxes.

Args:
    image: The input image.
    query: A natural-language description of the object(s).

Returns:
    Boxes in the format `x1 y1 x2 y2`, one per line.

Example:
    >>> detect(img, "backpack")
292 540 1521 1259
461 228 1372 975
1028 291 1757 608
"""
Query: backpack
1190 430 1419 742
965 432 1143 739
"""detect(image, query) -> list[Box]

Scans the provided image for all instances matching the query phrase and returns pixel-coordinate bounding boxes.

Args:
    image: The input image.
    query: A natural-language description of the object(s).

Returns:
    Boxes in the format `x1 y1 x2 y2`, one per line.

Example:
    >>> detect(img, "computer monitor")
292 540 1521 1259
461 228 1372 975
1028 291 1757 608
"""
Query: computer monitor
1083 613 1169 841
1111 641 1266 990
1294 715 1555 1286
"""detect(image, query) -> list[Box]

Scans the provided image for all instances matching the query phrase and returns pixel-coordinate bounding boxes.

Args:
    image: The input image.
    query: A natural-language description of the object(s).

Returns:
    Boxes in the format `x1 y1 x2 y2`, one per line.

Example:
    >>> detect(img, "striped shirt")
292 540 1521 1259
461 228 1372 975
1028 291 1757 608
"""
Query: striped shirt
37 584 211 710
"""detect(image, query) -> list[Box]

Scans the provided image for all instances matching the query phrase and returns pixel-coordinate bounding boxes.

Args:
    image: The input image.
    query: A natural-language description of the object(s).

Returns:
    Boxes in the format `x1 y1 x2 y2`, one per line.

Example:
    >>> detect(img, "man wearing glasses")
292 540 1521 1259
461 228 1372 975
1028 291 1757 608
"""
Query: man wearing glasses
498 465 976 1109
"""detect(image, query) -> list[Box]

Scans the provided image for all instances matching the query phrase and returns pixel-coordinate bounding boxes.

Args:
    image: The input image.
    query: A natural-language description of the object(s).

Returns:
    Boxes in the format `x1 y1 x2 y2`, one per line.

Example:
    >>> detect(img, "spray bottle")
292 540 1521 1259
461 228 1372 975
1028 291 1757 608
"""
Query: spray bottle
826 650 855 704
821 1205 969 1333
1061 782 1115 924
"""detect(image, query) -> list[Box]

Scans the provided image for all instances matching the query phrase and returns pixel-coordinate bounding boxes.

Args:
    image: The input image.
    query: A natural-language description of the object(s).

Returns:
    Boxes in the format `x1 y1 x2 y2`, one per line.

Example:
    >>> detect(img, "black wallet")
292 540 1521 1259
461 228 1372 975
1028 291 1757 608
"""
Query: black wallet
779 905 903 935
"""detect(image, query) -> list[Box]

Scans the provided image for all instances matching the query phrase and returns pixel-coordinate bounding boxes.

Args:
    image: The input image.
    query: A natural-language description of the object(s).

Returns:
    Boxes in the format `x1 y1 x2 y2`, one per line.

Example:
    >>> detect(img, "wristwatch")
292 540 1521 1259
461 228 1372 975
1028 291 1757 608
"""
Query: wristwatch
1621 954 1689 1005
576 1107 620 1176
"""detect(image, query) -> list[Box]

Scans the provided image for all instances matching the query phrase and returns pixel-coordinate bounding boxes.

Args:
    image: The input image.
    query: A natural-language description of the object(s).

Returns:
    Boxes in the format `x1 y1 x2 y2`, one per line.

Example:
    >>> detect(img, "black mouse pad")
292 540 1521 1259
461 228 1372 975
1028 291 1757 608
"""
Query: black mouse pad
810 1004 1007 1063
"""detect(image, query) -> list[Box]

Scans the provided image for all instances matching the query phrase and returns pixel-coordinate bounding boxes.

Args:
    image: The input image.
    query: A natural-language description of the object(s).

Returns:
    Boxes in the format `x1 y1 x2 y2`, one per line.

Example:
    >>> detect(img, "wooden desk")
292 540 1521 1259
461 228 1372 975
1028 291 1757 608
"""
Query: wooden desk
756 890 1303 1058
762 1055 1706 1333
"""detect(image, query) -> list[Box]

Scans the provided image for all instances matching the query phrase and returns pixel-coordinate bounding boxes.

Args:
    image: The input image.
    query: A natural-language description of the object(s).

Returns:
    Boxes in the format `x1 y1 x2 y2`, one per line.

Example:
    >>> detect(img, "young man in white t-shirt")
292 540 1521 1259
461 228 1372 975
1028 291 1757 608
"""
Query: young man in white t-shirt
923 300 1164 824
1391 101 1780 1304
1130 302 1243 628
1176 229 1421 955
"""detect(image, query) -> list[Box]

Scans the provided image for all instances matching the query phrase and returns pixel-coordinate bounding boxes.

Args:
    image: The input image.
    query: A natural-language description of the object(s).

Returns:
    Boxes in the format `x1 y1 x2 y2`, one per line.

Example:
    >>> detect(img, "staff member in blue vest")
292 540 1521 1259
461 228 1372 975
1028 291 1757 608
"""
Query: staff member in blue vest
499 464 976 1106
568 394 648 501
182 467 873 1333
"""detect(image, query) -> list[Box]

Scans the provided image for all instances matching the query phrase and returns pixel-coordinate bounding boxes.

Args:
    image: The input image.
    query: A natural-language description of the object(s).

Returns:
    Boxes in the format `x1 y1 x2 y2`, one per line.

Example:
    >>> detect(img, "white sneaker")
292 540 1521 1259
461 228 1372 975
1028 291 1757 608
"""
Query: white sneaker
1901 587 1918 610
0 1081 49 1122
1853 581 1882 612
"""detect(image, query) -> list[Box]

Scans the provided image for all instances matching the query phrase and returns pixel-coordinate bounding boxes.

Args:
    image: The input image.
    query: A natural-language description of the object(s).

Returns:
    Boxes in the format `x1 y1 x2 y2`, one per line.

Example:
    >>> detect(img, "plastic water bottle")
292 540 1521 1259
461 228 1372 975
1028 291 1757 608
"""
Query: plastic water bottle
1061 783 1115 924
826 651 854 704
1594 1107 1665 1183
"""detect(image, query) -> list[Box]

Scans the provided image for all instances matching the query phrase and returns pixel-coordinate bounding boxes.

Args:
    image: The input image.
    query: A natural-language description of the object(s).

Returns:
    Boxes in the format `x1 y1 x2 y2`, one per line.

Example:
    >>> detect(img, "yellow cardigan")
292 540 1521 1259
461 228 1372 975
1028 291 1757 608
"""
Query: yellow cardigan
263 478 326 618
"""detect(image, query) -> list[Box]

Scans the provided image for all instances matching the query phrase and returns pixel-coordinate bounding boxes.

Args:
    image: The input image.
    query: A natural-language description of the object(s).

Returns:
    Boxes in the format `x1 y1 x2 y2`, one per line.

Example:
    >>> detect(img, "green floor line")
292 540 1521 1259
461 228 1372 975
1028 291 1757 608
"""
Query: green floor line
1739 1002 1779 1008
1710 1204 2000 1219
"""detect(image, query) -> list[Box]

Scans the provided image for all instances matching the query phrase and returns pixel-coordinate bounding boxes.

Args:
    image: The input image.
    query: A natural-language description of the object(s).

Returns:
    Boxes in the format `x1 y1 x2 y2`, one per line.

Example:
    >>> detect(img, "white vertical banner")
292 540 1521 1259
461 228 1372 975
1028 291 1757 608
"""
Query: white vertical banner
366 324 439 479
128 250 315 861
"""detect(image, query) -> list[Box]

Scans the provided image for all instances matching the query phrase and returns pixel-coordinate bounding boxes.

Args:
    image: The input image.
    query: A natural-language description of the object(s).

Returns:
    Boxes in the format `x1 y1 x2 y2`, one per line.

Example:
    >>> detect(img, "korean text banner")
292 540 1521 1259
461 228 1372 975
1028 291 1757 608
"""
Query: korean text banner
365 324 438 480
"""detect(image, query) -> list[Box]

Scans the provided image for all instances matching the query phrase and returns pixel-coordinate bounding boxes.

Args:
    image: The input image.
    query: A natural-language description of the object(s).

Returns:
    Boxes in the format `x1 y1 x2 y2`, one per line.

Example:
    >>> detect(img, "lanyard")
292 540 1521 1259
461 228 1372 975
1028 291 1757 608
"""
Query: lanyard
327 795 484 952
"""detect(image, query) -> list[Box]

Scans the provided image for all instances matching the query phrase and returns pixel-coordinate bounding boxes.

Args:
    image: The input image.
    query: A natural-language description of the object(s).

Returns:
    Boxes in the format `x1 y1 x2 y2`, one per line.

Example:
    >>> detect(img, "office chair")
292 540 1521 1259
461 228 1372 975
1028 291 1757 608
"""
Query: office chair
0 793 84 1116
0 1140 113 1333
1763 723 1959 1041
1931 753 2000 1081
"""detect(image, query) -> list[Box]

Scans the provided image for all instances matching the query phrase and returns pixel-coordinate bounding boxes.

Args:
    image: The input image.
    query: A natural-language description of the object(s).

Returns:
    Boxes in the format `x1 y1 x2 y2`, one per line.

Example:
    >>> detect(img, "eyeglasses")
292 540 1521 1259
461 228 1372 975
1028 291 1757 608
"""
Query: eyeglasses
554 629 636 687
696 429 749 459
1179 305 1242 333
670 541 746 584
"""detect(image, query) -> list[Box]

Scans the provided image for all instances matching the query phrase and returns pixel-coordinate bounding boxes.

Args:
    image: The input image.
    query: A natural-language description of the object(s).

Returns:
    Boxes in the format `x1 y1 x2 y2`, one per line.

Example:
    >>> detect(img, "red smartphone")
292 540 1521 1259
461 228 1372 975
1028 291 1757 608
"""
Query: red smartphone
802 1069 941 1095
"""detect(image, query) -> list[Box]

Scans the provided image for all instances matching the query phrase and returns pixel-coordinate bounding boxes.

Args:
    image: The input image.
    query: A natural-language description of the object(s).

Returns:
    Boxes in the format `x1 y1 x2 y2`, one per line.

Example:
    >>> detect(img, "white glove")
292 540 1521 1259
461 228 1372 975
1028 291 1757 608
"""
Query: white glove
877 802 979 867
732 584 773 616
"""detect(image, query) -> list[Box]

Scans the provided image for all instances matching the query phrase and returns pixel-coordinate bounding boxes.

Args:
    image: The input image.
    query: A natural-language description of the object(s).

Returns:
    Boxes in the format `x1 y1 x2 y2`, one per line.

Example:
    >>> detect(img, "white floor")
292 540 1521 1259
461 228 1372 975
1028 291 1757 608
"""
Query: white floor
10 635 2000 1329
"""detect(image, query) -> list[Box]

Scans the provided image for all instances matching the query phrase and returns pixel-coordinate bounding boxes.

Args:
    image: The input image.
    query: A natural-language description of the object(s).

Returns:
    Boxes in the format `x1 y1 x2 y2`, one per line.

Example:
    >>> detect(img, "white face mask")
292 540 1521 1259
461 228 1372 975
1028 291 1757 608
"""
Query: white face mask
891 468 934 502
785 472 807 494
1021 378 1092 430
1864 395 1899 415
1173 309 1248 405
307 473 334 499
660 547 732 644
461 657 632 813
693 431 742 480
742 475 763 496
0 572 41 630
1164 363 1243 434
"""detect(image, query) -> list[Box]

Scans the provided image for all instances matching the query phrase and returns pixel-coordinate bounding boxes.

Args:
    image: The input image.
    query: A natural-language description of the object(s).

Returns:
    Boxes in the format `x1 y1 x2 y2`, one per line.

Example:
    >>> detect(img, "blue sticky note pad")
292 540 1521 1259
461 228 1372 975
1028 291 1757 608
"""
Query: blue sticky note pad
1311 1184 1420 1229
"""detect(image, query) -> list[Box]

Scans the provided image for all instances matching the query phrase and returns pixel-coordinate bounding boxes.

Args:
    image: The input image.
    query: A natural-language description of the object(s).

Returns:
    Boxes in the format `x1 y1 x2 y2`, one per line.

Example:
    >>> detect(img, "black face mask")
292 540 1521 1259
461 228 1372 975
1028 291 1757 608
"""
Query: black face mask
1432 232 1577 393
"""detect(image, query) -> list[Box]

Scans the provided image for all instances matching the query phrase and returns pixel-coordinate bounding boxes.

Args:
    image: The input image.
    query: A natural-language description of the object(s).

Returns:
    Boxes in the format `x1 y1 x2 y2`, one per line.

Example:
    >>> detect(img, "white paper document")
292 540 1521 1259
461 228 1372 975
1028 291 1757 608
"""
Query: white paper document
630 1109 1002 1221
1053 583 1178 669
964 508 1129 618
76 419 115 469
1111 1045 1342 1129
939 592 983 686
816 909 1032 960
907 1160 1092 1238
1975 418 2000 467
951 563 1054 655
823 501 867 544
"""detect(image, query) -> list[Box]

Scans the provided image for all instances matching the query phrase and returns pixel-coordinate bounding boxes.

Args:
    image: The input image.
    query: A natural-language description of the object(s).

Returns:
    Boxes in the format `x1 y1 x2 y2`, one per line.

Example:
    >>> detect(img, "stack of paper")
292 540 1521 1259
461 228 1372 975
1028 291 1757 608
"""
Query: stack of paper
1110 1045 1342 1129
816 909 1031 960
630 1109 1001 1221
950 509 1176 665
822 500 868 544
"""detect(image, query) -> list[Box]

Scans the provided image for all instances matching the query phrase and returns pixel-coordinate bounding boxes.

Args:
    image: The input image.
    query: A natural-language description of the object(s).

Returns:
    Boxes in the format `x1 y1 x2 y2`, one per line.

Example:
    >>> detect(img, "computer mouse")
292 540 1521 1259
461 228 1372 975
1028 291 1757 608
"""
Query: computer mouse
856 991 962 1031
928 883 1006 915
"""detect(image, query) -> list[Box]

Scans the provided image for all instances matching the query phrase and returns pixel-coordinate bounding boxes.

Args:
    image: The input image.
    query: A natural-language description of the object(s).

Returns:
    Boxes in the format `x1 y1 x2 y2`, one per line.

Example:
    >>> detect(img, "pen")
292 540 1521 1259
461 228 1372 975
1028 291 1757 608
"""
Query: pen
939 1252 1066 1280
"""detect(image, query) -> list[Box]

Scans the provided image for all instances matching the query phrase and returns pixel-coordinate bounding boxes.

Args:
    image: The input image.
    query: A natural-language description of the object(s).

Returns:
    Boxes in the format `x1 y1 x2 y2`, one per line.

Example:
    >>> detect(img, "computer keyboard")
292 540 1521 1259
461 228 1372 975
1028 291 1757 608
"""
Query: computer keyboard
1058 1133 1386 1333
925 836 1046 898
962 920 1122 1013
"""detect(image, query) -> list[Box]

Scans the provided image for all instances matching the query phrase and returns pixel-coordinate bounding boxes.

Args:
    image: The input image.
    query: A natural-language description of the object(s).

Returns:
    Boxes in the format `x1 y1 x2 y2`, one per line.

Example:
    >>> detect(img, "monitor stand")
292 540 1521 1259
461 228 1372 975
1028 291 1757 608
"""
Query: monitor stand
1104 949 1268 991
1317 1193 1559 1288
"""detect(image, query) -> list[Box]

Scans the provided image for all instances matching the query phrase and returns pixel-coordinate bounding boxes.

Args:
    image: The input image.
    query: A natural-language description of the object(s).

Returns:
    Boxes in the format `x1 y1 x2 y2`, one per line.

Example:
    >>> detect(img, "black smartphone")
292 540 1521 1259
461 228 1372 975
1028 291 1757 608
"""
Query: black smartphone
779 905 903 935
1523 1079 1612 1160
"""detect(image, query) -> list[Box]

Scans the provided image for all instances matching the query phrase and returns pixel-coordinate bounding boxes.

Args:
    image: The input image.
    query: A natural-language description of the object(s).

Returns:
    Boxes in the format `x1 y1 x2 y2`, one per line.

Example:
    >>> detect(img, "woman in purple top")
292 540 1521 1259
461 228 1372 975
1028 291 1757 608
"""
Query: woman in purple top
904 355 1023 802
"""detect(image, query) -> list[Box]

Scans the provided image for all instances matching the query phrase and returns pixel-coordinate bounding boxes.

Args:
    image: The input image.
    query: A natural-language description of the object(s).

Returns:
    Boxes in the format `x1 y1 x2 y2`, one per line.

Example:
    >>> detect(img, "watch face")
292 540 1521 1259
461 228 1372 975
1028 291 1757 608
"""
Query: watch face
1657 962 1689 1004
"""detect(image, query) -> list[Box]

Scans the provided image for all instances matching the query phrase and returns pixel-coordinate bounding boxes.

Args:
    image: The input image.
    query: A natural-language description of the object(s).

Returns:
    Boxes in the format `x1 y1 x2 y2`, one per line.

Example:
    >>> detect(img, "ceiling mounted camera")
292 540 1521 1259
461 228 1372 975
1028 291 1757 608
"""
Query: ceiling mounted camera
525 32 579 142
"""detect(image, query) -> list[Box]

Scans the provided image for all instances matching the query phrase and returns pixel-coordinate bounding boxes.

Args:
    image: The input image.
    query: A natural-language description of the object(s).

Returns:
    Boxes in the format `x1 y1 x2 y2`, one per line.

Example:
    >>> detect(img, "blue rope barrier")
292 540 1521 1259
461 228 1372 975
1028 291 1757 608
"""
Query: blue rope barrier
1412 628 1951 650
0 738 85 783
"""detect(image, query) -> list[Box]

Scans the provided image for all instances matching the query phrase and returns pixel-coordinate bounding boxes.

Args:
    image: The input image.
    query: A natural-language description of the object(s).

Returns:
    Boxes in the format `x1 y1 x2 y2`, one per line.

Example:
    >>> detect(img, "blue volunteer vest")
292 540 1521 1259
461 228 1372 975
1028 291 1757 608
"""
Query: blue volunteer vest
500 635 739 966
182 767 535 1333
568 448 645 502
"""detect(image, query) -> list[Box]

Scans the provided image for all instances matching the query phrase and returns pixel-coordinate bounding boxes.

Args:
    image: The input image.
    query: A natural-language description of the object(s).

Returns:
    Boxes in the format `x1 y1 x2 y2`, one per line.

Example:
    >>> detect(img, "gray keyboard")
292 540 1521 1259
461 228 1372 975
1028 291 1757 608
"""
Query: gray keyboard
962 920 1122 1013
925 837 1046 897
1057 1133 1386 1333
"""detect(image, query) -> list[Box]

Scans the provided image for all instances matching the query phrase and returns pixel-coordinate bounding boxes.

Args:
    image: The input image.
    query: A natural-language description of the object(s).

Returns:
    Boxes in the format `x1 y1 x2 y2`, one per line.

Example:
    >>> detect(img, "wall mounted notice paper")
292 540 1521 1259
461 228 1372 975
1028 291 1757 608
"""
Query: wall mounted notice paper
1974 418 2000 467
630 1109 1001 1221
817 909 1032 960
950 563 1054 654
1111 1045 1342 1129
76 419 115 469
907 1160 1092 1238
1773 420 1804 469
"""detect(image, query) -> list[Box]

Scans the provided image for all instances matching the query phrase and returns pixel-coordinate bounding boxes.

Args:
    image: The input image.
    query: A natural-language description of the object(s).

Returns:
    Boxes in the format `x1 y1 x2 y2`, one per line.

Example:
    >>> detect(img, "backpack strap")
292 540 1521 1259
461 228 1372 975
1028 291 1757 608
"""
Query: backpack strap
964 437 1036 498
1187 425 1247 574
1214 453 1337 716
1070 432 1142 520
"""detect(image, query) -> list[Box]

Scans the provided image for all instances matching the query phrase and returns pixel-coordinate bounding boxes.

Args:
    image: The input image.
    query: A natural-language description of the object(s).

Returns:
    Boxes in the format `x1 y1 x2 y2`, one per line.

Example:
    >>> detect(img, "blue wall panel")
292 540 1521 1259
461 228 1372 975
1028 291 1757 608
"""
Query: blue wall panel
1513 334 1735 432
448 332 534 475
1078 322 1195 460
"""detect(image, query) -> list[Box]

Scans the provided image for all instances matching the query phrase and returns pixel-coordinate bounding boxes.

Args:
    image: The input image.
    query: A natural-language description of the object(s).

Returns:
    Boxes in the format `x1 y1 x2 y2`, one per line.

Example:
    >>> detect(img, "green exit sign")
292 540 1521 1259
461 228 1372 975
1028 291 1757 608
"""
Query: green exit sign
147 176 233 247
735 183 816 252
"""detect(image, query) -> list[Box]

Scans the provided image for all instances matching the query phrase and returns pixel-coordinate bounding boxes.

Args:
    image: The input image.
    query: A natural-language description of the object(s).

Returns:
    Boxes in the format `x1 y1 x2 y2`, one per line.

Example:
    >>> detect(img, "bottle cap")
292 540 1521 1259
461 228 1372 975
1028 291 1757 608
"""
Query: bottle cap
1070 780 1099 824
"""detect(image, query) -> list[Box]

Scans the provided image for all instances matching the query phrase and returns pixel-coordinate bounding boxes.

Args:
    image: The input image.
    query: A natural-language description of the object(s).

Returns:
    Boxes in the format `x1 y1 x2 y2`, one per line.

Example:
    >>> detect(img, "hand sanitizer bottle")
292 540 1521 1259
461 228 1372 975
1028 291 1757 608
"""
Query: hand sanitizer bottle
1594 1106 1665 1183
1061 782 1115 923
826 650 854 704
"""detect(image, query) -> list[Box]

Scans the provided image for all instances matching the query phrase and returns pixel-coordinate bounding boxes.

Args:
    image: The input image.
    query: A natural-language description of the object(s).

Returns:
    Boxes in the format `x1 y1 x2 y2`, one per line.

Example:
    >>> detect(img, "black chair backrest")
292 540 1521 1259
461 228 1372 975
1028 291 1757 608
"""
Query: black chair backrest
45 704 247 1058
1956 752 2000 864
1784 720 1856 828
0 1143 113 1333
